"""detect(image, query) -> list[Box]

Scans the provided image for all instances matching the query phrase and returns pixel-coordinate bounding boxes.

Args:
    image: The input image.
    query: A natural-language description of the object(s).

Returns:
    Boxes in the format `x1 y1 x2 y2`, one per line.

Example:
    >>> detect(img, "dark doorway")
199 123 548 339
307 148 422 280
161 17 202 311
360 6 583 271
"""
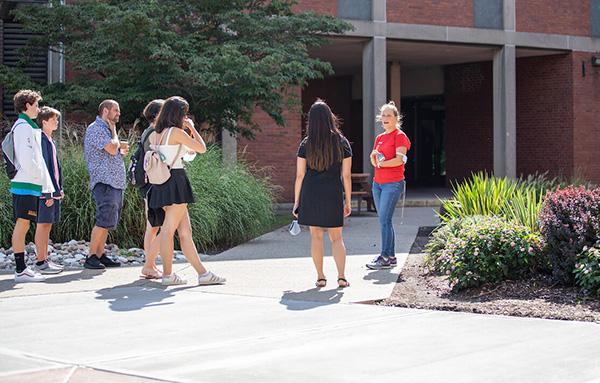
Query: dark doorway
302 75 363 172
401 96 446 187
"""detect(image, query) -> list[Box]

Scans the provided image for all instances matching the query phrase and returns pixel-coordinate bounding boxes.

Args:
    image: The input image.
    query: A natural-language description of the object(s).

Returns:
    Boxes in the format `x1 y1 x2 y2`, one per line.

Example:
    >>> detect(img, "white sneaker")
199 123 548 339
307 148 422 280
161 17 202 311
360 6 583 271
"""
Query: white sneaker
161 273 187 286
197 271 226 285
15 267 46 283
35 260 63 274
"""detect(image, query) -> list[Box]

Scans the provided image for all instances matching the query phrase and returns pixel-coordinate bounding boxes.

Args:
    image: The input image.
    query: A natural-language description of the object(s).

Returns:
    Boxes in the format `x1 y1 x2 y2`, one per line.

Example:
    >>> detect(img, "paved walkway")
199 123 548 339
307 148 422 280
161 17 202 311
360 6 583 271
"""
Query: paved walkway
1 207 599 383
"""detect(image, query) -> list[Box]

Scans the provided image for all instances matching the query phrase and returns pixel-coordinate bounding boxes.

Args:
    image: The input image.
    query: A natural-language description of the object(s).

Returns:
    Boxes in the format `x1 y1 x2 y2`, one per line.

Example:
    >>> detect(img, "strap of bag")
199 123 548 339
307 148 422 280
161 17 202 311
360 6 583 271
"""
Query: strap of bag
155 127 184 168
168 142 184 168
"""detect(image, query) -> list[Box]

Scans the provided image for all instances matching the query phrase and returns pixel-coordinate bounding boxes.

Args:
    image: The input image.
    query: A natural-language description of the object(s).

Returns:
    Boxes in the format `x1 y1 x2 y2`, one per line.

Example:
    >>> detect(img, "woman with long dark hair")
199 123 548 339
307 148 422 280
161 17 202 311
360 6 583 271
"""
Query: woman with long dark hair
293 100 353 288
146 96 226 286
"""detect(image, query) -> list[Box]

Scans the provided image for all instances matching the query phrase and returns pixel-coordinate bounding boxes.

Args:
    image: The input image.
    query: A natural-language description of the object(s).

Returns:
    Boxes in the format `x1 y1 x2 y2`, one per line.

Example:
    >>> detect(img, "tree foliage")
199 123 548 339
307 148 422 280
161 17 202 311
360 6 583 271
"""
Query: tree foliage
1 0 351 137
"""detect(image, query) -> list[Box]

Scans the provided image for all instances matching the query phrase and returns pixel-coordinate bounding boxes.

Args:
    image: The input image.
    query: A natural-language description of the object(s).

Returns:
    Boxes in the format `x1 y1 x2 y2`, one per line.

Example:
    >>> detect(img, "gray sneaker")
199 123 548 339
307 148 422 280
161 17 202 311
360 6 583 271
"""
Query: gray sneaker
35 260 63 274
366 255 392 270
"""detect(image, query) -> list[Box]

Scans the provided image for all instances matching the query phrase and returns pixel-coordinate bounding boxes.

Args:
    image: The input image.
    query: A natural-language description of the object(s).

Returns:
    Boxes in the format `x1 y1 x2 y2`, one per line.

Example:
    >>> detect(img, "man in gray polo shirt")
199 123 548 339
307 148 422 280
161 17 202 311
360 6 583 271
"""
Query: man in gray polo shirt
83 100 129 269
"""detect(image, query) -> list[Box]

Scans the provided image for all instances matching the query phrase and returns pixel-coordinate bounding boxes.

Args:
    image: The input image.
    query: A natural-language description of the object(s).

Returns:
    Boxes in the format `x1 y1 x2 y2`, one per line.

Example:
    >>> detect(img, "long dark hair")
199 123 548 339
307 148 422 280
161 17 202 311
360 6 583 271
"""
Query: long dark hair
154 96 189 133
305 100 344 172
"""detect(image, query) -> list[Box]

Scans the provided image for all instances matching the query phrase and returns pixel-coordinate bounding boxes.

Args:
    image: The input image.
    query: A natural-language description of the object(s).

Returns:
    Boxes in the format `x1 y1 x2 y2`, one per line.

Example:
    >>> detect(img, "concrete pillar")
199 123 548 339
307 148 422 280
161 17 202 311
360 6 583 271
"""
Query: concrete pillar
372 0 386 22
390 61 401 107
362 36 387 173
503 0 516 31
493 45 516 178
222 130 237 166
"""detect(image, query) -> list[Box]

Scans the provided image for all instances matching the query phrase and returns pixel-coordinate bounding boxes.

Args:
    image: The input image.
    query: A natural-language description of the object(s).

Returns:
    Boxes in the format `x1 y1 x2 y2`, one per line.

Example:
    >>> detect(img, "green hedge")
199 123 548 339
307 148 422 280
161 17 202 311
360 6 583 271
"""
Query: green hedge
425 216 542 291
0 143 276 251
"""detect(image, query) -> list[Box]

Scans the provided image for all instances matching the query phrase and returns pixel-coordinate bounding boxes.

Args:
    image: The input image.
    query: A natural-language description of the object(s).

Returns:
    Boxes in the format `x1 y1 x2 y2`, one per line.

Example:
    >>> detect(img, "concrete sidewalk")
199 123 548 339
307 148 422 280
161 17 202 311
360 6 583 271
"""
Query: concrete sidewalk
1 207 599 383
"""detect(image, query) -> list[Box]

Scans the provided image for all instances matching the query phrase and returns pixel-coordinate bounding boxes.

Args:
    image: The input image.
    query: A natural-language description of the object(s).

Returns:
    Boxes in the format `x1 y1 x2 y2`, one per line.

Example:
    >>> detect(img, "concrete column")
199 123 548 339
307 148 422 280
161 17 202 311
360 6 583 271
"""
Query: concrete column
372 0 386 22
362 36 387 173
493 44 516 178
390 61 401 107
222 130 237 166
503 0 516 31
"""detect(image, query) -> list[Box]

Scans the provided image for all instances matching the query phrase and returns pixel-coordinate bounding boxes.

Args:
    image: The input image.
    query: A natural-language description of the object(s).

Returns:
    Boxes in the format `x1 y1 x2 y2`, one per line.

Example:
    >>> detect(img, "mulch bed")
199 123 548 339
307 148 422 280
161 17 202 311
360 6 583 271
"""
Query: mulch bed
380 227 600 323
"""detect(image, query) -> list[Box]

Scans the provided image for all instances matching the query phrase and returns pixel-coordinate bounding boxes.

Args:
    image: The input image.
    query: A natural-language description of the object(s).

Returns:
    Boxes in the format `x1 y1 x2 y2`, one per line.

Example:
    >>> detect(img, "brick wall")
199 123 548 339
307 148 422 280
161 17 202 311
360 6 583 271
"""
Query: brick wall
237 92 302 202
387 0 474 27
516 54 574 179
516 0 590 36
572 51 600 183
444 61 494 183
293 0 336 15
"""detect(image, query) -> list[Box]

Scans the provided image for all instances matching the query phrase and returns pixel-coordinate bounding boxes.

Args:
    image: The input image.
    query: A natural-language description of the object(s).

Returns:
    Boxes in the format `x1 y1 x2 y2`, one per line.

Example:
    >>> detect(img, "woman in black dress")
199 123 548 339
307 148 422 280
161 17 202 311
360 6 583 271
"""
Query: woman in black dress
293 100 353 288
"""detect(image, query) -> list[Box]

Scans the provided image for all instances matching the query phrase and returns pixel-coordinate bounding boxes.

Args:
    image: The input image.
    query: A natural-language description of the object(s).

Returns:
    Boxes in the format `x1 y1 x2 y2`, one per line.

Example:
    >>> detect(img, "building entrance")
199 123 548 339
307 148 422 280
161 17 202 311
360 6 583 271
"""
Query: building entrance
401 96 446 187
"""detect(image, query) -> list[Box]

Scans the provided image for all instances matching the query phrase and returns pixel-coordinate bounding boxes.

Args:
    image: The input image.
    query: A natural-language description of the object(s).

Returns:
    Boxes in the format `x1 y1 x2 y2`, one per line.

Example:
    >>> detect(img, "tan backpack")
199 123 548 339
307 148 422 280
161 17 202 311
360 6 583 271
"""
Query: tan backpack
143 128 183 185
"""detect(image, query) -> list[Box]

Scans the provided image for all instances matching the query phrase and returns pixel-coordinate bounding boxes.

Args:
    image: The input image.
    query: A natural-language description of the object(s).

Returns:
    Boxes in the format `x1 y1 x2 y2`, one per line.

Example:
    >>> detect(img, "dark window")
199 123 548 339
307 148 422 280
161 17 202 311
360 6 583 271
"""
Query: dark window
474 0 503 30
337 0 372 21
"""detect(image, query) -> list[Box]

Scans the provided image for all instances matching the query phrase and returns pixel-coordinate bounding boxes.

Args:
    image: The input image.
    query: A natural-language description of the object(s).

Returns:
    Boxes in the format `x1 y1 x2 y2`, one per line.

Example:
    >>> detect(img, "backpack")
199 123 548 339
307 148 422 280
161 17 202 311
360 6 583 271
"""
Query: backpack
143 128 183 185
127 127 153 188
1 122 25 180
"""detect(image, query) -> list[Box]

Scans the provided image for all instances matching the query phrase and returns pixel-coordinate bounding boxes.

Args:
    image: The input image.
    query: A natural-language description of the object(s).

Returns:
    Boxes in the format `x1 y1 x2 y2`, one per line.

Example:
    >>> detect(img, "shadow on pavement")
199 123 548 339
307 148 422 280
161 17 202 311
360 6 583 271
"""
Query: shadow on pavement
279 287 345 310
363 269 400 285
95 280 193 312
0 269 105 293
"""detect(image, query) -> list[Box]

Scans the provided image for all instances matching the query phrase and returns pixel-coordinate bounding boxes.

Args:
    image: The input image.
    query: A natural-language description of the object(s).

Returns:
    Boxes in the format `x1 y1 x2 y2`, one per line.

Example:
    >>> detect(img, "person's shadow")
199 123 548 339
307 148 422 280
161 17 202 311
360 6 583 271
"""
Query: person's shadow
95 280 192 312
363 269 401 285
0 269 105 293
280 287 345 311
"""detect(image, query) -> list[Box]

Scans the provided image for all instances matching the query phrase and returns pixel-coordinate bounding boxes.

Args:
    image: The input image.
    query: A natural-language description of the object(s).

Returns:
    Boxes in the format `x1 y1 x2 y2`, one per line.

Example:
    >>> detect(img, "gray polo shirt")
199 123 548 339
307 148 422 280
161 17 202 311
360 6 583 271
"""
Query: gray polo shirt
83 116 126 190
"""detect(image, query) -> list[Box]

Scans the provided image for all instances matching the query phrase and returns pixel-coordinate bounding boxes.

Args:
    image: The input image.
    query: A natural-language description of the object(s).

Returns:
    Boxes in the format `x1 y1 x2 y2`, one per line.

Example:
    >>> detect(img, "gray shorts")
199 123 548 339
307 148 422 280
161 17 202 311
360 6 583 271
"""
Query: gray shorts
92 183 124 230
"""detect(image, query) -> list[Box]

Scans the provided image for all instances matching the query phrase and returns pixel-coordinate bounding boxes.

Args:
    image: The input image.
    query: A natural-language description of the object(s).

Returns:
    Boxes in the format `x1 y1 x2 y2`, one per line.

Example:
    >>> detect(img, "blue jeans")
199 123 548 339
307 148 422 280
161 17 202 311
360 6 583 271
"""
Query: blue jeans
372 181 405 257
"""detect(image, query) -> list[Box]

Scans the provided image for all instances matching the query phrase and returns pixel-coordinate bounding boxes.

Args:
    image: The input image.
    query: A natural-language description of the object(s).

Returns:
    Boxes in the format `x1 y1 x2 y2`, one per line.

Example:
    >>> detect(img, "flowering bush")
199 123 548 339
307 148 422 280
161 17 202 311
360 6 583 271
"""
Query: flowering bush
574 243 600 296
539 186 600 285
425 216 542 291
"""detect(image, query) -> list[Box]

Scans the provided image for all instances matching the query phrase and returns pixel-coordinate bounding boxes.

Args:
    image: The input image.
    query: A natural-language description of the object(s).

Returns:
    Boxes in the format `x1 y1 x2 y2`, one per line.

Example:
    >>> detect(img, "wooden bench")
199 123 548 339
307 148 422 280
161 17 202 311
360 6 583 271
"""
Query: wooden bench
351 173 375 214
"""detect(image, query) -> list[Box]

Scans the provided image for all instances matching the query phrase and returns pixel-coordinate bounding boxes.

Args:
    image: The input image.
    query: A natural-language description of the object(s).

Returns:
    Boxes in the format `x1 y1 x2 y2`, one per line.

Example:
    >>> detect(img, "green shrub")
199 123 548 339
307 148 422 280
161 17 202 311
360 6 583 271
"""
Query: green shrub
0 142 275 251
574 243 600 296
439 172 545 231
423 218 463 273
425 216 542 291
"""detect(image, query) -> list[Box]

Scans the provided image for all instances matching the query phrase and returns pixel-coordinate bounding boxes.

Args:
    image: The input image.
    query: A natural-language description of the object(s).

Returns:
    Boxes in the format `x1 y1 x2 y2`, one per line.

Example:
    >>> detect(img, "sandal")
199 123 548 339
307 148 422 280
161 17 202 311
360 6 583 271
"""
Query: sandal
141 267 163 279
337 278 350 288
161 273 187 286
197 271 226 285
315 278 327 288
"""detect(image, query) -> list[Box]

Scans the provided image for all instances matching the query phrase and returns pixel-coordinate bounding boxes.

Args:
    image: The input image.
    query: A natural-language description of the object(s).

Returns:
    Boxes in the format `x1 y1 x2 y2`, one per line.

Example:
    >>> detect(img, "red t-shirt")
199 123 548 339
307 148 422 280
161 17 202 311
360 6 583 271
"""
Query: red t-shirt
373 129 411 184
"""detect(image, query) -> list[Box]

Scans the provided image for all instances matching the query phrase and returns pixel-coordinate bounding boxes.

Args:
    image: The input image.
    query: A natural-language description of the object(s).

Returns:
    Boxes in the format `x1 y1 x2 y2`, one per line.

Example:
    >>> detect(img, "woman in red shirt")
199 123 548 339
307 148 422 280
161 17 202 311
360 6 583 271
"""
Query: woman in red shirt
366 101 411 270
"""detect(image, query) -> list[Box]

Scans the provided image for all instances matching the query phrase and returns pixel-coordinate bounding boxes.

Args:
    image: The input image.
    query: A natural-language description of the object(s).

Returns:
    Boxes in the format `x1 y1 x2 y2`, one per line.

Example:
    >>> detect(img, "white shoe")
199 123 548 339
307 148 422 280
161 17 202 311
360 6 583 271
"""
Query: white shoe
161 273 187 286
198 271 226 285
15 267 45 283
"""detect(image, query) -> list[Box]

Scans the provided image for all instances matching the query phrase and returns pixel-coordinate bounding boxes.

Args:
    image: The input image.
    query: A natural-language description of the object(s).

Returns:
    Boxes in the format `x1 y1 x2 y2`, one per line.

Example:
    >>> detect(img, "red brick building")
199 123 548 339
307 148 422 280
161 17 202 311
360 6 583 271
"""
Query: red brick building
238 0 600 201
3 0 600 201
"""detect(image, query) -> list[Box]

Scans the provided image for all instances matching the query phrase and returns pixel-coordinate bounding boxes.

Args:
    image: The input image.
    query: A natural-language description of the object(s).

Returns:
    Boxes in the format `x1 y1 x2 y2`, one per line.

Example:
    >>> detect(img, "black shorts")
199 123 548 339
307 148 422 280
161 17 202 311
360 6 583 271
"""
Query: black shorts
37 198 61 224
92 183 124 230
12 194 39 222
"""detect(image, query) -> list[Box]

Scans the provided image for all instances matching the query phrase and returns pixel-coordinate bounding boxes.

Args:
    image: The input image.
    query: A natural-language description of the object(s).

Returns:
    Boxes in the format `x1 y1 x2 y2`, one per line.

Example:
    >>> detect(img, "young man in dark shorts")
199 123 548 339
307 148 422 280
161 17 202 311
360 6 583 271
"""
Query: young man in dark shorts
10 90 56 282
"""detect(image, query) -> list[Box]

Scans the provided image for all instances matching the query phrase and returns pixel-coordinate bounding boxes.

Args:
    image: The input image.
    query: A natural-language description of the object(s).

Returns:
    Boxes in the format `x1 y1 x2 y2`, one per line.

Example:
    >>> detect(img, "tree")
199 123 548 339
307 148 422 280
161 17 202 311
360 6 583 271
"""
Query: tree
1 0 351 137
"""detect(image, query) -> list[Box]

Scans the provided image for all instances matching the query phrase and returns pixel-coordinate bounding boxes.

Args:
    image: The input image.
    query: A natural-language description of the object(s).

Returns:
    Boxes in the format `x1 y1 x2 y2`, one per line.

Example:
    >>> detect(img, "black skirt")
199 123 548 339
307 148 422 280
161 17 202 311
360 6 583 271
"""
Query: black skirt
146 169 194 227
298 174 344 228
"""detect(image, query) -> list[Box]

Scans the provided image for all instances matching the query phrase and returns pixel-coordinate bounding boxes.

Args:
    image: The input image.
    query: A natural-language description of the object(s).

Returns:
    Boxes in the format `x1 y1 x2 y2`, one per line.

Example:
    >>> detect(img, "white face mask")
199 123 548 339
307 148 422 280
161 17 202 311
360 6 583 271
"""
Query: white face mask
289 219 301 236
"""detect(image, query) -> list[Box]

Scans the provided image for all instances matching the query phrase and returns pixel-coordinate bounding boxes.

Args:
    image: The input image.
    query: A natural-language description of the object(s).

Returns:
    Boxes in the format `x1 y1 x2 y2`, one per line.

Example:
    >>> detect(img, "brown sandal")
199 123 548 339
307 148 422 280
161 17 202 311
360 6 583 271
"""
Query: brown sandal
337 278 350 288
315 278 327 288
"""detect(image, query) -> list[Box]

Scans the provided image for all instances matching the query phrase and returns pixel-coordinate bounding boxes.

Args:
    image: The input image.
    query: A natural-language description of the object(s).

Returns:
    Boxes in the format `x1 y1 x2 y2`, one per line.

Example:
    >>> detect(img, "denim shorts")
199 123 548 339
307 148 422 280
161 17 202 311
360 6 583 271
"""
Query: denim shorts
92 183 124 230
37 198 61 224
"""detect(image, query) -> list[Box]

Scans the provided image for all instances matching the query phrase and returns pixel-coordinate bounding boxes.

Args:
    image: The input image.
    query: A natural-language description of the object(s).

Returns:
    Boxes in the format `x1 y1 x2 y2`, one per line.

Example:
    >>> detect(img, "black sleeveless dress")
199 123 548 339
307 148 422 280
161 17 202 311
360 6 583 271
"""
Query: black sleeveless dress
297 136 352 228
